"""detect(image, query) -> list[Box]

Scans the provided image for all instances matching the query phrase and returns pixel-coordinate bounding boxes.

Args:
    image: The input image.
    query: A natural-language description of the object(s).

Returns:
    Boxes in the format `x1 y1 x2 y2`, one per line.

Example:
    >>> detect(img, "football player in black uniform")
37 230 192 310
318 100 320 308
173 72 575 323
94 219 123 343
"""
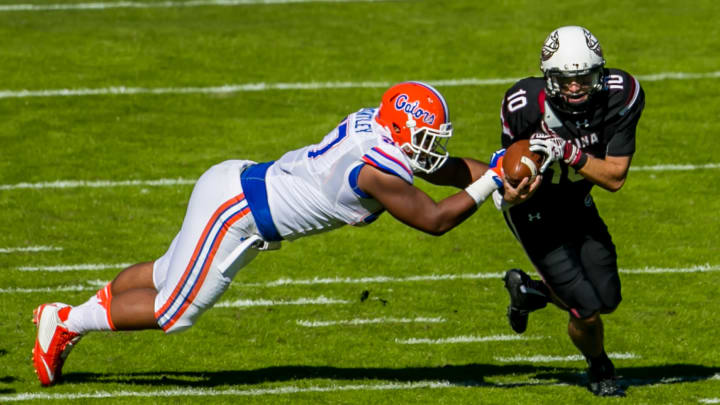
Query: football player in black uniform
495 26 645 397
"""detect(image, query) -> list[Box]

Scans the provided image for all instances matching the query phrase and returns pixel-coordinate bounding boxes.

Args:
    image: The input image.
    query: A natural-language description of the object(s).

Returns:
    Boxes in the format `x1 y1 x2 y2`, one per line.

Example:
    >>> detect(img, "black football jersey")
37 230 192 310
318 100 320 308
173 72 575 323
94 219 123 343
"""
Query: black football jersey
499 68 645 201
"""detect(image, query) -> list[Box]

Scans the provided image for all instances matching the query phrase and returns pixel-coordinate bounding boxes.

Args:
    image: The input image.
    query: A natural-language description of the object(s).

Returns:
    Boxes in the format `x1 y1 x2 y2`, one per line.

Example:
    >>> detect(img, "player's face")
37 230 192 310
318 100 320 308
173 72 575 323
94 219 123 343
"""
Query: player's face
557 72 598 104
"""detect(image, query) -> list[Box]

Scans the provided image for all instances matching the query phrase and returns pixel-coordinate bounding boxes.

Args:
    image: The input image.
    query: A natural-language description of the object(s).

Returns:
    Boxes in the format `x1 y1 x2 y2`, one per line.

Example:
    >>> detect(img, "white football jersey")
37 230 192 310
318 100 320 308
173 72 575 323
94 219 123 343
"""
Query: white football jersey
264 107 414 240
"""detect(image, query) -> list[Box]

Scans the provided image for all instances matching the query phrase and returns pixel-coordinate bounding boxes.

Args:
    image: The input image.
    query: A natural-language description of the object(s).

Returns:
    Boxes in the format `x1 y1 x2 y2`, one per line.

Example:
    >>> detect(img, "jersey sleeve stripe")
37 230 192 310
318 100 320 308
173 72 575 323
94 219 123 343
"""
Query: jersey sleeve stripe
619 75 641 116
500 99 515 139
362 147 413 183
362 154 413 185
348 164 370 198
370 147 413 177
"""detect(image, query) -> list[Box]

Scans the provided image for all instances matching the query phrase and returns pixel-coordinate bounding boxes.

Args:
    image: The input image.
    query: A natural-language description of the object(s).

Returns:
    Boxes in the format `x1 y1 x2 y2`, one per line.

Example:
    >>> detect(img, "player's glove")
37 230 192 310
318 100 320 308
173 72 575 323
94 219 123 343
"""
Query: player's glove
529 132 587 172
487 148 505 188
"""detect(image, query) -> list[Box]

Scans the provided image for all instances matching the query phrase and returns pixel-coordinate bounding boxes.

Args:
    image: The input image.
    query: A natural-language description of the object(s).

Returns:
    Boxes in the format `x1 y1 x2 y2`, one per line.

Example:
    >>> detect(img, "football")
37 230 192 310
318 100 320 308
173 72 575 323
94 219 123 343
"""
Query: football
502 139 546 187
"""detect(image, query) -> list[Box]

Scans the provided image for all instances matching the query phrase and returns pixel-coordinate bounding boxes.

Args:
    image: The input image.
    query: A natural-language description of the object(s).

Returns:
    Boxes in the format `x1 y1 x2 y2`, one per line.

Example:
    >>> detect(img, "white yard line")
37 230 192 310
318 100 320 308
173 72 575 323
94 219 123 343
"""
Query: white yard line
0 381 452 403
238 265 720 288
2 162 718 192
17 263 133 272
0 178 195 191
621 264 720 274
244 272 506 287
0 245 62 253
0 0 395 12
0 376 713 402
0 279 110 294
4 265 719 292
0 71 718 99
0 284 97 294
215 296 350 308
396 334 543 345
296 316 445 327
494 352 639 363
630 163 720 172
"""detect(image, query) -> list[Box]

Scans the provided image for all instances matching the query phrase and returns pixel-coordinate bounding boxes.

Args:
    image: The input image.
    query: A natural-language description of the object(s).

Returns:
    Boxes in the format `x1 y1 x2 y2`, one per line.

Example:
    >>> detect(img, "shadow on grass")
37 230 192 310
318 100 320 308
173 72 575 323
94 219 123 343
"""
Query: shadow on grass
0 374 17 394
62 363 720 390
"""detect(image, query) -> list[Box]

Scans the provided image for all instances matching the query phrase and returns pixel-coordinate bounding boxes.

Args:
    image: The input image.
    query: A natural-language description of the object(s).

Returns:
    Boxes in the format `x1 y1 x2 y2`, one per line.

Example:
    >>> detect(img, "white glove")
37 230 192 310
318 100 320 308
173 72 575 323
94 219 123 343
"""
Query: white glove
529 132 586 172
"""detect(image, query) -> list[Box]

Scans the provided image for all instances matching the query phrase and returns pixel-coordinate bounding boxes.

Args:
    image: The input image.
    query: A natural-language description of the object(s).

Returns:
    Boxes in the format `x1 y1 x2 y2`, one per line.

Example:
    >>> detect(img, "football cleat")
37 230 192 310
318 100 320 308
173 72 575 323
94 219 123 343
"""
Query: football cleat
588 377 626 397
587 354 625 396
503 269 548 334
32 303 82 386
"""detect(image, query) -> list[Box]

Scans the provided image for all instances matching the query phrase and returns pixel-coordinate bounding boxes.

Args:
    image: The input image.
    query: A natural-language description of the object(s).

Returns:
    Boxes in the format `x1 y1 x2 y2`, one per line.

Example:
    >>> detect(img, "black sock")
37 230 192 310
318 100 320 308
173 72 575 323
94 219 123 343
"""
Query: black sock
587 350 615 379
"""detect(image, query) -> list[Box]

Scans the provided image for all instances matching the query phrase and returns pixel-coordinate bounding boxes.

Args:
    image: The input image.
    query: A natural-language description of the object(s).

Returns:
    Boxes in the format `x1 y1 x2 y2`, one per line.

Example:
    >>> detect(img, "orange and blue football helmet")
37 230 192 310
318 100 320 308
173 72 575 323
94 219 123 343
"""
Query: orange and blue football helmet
375 81 452 174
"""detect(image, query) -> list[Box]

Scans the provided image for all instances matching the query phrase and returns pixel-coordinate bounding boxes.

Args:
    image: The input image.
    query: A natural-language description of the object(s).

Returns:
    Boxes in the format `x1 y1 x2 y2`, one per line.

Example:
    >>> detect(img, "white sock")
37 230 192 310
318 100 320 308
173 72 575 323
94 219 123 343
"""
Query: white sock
64 283 116 334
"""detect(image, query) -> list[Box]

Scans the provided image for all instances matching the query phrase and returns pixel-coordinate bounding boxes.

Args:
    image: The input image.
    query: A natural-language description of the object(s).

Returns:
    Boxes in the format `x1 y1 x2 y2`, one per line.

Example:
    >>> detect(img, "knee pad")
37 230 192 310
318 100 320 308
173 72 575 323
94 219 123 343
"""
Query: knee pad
580 239 622 312
537 246 605 319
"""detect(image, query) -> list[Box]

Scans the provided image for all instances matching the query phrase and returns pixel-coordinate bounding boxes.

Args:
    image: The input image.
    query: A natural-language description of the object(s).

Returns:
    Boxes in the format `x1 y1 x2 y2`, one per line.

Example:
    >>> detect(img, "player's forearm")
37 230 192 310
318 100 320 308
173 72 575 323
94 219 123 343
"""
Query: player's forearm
418 157 485 188
390 192 478 236
577 155 631 192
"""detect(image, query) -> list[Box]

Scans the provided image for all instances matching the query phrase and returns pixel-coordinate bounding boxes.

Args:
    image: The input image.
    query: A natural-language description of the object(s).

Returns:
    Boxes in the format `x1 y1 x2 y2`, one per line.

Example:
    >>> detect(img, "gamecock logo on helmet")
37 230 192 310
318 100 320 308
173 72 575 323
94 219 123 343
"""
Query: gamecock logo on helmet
541 31 560 61
583 28 603 58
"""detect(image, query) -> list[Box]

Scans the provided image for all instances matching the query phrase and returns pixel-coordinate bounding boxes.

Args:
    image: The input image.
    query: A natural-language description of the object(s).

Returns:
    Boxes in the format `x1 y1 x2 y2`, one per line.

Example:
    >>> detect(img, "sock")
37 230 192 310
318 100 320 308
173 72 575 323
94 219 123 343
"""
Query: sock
64 283 116 334
587 350 615 379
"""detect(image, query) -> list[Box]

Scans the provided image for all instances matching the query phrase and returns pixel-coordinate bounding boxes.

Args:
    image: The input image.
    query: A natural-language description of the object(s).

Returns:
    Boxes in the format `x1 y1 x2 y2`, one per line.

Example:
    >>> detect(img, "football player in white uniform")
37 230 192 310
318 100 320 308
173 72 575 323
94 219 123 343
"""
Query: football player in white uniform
32 81 504 386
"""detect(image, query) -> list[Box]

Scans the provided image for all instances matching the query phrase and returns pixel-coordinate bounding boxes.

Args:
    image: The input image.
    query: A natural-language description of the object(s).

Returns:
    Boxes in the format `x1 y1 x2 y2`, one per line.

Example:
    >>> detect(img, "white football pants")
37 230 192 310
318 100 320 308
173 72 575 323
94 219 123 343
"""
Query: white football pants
152 160 262 333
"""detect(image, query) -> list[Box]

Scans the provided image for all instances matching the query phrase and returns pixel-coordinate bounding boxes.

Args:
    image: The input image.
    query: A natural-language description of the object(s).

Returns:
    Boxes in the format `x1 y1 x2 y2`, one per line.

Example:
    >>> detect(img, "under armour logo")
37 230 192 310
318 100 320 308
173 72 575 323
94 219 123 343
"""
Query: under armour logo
575 119 590 128
528 212 541 222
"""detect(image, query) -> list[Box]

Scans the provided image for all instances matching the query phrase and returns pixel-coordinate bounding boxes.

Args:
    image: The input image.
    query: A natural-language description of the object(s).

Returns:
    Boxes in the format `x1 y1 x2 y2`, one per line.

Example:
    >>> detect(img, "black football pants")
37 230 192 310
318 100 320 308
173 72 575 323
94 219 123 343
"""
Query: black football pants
503 193 622 319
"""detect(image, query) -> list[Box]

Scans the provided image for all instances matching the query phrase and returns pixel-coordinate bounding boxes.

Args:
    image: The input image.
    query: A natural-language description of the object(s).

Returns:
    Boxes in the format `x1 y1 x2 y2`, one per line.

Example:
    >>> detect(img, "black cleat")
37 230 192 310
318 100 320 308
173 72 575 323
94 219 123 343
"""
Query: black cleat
503 269 548 334
587 353 625 397
588 377 625 397
506 303 529 334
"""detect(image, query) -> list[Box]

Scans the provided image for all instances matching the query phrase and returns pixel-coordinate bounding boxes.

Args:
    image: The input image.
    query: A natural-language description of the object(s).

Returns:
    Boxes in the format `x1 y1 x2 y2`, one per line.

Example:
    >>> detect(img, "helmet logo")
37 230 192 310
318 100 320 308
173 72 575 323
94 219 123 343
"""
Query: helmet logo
541 30 560 62
583 28 603 58
394 94 436 125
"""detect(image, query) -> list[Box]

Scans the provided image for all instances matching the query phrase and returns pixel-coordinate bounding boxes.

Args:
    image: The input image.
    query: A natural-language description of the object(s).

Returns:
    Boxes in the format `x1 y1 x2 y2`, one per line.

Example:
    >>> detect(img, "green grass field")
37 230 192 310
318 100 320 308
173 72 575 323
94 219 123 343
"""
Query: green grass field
1 0 719 403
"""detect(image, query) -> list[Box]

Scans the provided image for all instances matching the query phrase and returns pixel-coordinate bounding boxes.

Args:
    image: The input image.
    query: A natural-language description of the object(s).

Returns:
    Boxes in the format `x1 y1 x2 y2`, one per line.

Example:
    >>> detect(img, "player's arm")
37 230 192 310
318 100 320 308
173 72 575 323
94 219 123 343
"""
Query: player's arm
357 165 489 236
416 157 490 188
574 71 643 191
575 154 632 192
530 134 634 192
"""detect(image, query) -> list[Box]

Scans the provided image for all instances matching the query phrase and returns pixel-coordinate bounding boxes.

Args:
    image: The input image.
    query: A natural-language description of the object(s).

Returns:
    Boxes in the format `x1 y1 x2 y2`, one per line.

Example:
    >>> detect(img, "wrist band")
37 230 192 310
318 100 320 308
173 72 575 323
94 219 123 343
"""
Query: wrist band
571 151 588 169
465 172 500 206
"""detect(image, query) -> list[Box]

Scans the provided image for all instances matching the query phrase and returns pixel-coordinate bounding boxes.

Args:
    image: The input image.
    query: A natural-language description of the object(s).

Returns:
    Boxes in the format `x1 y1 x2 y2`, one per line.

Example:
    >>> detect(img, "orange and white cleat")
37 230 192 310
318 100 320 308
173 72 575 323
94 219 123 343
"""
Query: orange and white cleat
32 303 82 386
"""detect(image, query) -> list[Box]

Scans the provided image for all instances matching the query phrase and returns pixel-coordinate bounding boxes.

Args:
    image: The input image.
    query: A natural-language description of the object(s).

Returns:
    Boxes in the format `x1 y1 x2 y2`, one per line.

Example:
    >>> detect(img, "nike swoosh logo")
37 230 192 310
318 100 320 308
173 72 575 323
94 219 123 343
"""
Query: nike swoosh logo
41 357 54 382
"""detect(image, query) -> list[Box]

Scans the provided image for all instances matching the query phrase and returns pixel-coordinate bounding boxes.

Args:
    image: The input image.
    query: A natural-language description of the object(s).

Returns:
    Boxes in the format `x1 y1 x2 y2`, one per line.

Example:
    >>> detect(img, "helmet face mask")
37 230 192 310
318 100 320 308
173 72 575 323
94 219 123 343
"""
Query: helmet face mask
404 122 452 174
375 82 452 174
540 26 606 115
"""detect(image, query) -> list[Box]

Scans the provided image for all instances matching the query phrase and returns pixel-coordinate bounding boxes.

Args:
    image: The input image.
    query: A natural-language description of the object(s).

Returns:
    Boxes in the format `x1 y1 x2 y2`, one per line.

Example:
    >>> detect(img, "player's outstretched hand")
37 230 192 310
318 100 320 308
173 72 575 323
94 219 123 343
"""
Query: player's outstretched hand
488 148 505 188
502 173 542 205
